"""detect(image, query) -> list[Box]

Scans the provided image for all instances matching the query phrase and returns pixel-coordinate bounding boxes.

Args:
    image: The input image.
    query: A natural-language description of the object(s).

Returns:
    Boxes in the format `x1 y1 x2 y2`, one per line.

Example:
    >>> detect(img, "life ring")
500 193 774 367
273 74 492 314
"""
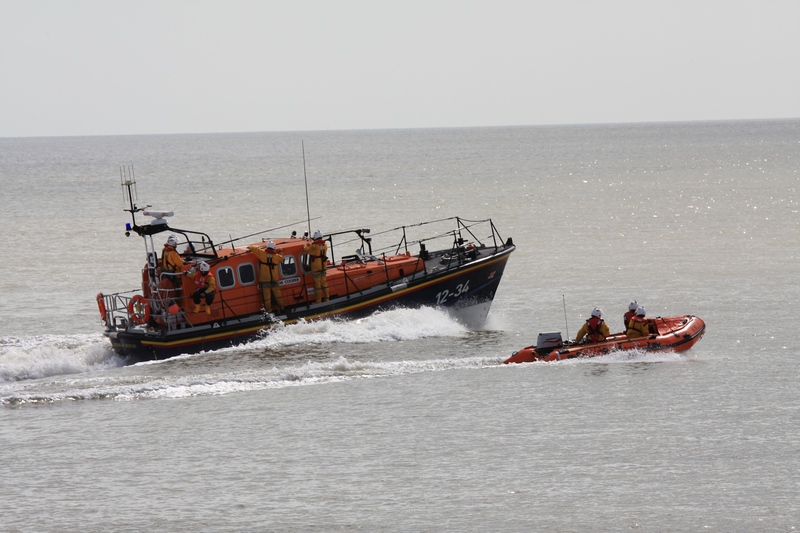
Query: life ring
96 293 107 322
128 294 151 325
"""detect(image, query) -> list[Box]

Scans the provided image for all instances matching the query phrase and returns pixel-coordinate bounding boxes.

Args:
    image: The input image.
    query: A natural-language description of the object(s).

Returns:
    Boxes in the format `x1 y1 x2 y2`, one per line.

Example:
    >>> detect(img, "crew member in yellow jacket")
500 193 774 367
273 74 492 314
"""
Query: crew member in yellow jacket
248 241 285 314
303 230 329 303
160 234 186 296
574 307 610 343
626 306 652 339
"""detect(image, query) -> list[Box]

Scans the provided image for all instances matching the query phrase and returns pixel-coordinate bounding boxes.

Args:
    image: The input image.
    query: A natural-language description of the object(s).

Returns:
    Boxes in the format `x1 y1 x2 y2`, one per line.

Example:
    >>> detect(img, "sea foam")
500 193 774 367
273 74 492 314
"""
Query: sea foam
0 307 497 404
0 334 124 382
237 305 470 350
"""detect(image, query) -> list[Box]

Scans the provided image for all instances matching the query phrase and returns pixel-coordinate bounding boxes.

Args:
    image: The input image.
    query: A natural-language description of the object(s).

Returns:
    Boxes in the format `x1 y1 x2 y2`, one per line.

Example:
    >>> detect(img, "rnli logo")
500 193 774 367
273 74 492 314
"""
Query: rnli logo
487 271 496 280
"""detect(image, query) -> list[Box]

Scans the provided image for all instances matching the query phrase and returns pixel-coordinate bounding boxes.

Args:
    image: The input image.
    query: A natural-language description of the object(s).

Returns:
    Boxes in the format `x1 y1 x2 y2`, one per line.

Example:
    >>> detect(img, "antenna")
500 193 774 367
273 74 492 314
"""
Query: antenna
302 140 311 237
119 164 151 236
120 164 138 212
120 164 148 230
562 294 570 340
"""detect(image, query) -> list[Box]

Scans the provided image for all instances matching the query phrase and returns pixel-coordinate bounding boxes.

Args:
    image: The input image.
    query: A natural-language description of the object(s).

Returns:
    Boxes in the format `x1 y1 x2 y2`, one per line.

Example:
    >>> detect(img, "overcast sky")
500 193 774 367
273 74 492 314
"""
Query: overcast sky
1 0 798 137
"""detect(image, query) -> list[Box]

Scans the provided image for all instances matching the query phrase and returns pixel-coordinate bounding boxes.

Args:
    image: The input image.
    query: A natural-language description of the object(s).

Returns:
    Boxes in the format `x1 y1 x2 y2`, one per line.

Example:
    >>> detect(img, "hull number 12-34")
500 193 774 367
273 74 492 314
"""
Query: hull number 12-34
435 280 470 305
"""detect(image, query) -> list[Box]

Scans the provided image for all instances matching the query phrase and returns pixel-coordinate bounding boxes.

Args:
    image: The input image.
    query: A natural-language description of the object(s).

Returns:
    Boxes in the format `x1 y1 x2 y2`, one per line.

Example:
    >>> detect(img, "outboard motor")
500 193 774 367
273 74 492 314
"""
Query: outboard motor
536 332 563 352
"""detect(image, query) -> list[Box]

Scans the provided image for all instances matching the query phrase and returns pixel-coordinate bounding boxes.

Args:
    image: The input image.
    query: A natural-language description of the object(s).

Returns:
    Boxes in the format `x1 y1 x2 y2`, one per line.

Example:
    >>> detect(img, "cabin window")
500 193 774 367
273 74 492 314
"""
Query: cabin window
300 253 312 273
216 266 235 289
281 255 298 277
238 263 256 285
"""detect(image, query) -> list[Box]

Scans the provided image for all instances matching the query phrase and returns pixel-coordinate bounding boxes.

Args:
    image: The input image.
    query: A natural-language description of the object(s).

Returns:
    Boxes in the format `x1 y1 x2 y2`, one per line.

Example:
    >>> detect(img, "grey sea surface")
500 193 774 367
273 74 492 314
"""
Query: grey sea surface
1 120 798 531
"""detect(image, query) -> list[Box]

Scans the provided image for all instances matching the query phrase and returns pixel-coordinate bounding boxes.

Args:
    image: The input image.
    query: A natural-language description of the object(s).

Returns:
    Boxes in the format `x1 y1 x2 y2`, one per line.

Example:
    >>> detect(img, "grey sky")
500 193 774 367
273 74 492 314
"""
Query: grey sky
1 0 798 137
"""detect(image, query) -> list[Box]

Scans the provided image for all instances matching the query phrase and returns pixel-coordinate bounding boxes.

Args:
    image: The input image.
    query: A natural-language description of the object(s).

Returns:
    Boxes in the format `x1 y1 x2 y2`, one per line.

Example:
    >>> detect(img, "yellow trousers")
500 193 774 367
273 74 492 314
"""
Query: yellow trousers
312 271 329 303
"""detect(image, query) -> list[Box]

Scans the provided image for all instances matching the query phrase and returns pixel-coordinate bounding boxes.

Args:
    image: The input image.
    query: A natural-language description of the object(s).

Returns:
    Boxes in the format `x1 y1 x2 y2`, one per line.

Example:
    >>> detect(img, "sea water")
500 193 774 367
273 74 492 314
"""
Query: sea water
1 120 798 531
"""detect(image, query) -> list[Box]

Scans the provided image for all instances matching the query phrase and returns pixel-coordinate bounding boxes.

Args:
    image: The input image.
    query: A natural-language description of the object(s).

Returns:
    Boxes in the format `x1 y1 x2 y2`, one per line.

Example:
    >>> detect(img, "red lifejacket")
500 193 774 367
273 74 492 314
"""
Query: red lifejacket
194 272 210 290
586 317 605 342
624 310 636 328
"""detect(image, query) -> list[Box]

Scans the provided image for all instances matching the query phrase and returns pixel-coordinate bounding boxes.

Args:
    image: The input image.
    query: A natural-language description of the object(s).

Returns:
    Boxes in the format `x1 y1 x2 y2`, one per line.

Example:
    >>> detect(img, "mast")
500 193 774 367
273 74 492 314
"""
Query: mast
120 164 150 235
302 141 311 237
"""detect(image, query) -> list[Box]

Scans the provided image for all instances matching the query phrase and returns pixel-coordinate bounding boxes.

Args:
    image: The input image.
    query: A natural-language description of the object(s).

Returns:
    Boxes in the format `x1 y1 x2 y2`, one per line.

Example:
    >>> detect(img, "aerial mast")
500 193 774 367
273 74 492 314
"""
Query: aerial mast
120 164 151 236
302 141 311 237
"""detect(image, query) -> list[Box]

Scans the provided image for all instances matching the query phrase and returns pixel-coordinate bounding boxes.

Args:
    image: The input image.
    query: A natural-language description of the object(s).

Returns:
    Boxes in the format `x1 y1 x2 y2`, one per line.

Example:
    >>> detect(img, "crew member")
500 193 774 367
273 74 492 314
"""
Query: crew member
626 306 651 339
187 261 216 314
304 230 329 303
623 301 638 332
161 234 186 294
248 241 285 314
575 308 610 344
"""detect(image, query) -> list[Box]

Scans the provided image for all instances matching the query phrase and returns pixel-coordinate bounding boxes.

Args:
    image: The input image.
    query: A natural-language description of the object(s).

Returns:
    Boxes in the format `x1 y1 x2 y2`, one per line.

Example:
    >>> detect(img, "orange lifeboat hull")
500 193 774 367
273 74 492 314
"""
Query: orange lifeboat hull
504 315 706 364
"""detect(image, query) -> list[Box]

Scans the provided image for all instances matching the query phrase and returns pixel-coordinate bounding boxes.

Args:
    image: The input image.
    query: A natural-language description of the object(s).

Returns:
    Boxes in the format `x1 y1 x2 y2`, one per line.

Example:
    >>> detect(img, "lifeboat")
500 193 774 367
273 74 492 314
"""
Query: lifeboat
504 315 705 364
98 172 515 362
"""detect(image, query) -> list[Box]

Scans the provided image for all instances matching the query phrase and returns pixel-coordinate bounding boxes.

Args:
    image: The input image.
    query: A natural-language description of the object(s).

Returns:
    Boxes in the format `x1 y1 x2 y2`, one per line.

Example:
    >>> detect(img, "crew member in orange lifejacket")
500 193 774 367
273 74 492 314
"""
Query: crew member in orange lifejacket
575 308 610 343
623 301 638 332
161 234 186 296
304 230 329 303
626 306 652 339
186 261 216 314
247 241 285 314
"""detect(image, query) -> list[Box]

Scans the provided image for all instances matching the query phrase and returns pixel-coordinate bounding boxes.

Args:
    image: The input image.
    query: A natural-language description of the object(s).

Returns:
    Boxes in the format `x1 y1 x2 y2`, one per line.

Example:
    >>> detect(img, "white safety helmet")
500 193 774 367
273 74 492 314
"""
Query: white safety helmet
635 306 646 317
591 308 602 318
266 241 276 250
199 261 210 273
628 301 639 311
167 235 178 247
313 230 323 240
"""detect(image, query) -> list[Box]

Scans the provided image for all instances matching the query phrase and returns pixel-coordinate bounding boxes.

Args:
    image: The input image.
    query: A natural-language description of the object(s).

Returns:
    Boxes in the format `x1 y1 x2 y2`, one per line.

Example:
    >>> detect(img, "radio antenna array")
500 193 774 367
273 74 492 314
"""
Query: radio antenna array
120 164 150 230
120 164 140 212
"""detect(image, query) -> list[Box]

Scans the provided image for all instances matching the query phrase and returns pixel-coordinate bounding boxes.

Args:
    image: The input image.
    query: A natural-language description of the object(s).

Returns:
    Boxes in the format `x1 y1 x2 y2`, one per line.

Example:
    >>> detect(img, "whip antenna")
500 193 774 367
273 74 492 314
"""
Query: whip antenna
563 294 570 340
302 140 311 237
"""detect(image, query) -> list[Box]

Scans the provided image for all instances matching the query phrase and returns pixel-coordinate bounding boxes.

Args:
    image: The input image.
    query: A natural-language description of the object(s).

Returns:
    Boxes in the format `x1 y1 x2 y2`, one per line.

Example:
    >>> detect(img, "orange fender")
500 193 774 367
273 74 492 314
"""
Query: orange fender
96 293 107 323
